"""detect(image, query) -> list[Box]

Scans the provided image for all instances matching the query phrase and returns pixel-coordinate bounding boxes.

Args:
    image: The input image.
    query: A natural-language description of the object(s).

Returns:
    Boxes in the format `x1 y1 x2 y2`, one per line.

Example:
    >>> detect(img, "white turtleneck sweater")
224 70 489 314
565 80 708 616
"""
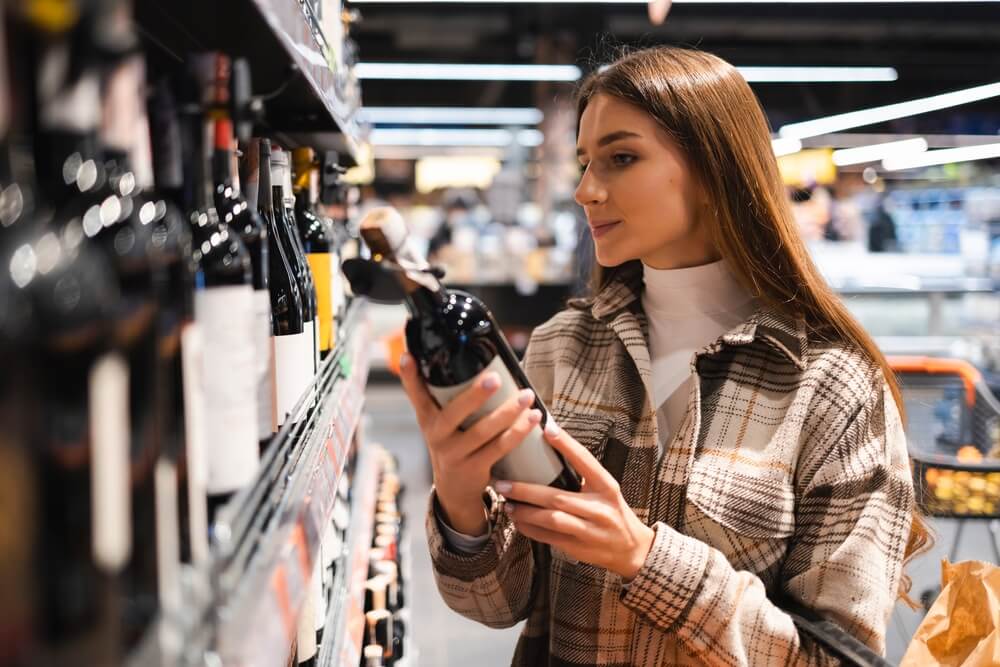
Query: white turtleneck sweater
642 259 757 453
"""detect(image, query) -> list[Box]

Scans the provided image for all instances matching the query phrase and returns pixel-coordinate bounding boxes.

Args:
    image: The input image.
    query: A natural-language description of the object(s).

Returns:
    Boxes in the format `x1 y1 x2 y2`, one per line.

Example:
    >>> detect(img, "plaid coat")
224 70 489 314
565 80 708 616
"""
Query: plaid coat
425 262 914 666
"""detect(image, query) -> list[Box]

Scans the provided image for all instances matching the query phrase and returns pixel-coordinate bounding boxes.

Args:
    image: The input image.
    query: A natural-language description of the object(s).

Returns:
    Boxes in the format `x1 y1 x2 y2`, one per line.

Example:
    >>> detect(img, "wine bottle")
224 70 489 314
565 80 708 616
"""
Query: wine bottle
147 77 211 567
259 139 311 430
205 52 274 452
277 151 319 373
270 146 316 385
348 208 581 490
292 147 336 357
16 18 129 662
184 60 259 521
100 48 180 646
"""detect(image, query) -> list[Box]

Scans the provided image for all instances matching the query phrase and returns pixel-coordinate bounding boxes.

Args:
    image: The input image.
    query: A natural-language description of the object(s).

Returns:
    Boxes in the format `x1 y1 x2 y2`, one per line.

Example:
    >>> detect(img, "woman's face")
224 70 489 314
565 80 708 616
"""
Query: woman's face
574 93 719 270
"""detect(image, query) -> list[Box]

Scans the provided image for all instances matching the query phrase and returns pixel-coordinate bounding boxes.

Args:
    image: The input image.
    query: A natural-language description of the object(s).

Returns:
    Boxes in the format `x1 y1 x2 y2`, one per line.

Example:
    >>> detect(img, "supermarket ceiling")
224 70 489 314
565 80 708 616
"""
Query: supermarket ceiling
351 1 1000 135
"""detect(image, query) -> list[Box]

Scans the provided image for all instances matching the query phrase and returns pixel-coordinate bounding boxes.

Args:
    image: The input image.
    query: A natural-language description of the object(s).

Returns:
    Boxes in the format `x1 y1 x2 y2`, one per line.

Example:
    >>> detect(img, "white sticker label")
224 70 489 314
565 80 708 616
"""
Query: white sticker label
180 323 209 565
194 285 260 494
89 352 131 571
428 357 564 486
273 331 313 426
254 289 273 441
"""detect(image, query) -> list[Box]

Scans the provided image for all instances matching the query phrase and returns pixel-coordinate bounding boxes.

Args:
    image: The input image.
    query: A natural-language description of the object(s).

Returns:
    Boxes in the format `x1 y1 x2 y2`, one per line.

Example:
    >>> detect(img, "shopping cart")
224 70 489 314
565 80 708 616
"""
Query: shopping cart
888 356 1000 609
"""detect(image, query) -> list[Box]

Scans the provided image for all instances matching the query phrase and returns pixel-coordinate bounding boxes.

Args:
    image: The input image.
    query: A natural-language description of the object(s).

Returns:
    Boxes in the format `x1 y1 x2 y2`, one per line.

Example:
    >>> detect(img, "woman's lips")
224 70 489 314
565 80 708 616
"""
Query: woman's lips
590 220 622 239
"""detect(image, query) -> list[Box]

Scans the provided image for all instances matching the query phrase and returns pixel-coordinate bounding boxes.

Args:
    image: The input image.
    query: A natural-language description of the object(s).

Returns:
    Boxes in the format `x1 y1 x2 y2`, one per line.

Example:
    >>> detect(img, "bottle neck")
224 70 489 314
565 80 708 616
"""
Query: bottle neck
212 117 236 190
399 269 447 316
191 116 214 213
148 81 185 208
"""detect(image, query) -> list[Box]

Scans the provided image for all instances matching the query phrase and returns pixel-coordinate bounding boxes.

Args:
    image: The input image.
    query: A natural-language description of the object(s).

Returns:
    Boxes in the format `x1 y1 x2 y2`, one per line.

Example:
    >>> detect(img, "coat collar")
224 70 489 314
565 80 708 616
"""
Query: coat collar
584 261 808 370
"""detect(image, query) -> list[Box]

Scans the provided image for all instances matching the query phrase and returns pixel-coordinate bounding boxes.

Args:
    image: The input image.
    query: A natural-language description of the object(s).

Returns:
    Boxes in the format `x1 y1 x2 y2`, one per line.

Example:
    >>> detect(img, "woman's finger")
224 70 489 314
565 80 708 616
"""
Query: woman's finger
511 517 575 552
506 503 591 538
431 370 504 440
467 407 542 470
397 353 440 430
495 480 605 522
543 422 617 492
447 389 534 458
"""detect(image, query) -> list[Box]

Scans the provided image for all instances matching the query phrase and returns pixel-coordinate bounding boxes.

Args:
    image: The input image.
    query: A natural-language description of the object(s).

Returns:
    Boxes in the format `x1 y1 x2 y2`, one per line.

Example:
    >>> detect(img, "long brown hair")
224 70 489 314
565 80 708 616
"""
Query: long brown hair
577 46 930 605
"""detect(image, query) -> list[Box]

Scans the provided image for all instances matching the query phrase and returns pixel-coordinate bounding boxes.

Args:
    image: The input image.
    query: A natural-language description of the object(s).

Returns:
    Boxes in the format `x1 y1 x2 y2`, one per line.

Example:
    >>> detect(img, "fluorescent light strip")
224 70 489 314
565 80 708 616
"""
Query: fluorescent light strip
356 63 581 81
369 128 544 147
738 66 896 83
831 137 928 166
882 142 1000 171
779 81 1000 140
771 137 803 157
358 106 544 125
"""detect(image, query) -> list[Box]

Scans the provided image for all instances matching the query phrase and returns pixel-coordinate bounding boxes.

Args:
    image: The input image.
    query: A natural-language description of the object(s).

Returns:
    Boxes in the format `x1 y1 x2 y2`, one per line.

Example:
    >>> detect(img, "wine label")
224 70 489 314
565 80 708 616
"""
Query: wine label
89 352 131 572
306 253 333 353
180 323 210 565
427 357 564 486
194 285 260 495
273 331 313 426
253 289 273 441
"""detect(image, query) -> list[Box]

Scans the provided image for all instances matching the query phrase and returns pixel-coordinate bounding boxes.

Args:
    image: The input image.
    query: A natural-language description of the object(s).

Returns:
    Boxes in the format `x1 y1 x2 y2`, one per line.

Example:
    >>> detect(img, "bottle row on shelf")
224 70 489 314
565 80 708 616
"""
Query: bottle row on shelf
0 3 362 665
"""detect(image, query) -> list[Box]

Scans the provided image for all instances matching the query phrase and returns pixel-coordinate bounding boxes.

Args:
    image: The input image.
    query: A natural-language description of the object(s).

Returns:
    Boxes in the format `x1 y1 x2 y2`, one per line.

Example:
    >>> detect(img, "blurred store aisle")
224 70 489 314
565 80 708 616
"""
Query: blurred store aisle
366 381 997 666
366 384 523 666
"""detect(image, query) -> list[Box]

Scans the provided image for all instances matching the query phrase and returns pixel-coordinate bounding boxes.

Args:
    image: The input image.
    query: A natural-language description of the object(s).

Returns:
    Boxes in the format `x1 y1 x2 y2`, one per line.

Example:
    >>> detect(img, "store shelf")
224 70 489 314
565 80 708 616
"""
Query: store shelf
318 438 380 667
210 302 372 667
135 0 367 165
124 301 373 667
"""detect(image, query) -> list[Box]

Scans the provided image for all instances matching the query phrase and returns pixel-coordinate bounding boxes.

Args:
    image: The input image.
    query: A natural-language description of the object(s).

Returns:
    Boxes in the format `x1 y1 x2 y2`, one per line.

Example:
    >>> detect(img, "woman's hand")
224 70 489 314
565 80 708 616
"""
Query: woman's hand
397 352 542 536
497 422 655 581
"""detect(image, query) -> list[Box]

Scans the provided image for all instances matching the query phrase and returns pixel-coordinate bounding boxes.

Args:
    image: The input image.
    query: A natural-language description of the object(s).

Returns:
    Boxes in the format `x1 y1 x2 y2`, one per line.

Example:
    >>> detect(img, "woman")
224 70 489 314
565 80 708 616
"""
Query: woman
398 46 929 665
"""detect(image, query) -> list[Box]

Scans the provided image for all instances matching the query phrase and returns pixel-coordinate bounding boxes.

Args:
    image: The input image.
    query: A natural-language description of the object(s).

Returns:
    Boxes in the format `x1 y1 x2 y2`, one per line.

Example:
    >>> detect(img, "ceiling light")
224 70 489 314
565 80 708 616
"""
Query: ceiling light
358 107 544 125
779 81 1000 140
369 128 543 147
738 67 897 83
882 142 1000 171
831 137 928 166
772 137 803 157
356 63 581 81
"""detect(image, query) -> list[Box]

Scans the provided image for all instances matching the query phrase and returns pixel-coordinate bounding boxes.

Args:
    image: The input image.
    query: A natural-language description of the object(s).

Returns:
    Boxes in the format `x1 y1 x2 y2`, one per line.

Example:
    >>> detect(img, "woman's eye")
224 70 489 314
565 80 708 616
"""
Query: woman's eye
612 153 636 167
578 162 589 175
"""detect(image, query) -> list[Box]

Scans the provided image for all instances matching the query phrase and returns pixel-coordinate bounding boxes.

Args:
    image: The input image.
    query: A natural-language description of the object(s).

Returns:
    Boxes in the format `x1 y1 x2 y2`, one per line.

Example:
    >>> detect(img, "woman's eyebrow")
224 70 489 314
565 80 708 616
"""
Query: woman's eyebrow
576 130 643 156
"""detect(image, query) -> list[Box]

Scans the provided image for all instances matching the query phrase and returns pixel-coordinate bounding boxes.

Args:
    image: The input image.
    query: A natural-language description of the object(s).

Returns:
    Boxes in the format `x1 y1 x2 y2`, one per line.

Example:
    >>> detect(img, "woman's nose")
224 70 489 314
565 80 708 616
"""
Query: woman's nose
574 167 607 207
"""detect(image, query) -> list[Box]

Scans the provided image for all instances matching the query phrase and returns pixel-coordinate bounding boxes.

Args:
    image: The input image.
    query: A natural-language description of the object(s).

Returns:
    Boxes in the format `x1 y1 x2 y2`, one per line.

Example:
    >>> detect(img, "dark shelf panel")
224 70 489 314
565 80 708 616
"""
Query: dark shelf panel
135 0 367 165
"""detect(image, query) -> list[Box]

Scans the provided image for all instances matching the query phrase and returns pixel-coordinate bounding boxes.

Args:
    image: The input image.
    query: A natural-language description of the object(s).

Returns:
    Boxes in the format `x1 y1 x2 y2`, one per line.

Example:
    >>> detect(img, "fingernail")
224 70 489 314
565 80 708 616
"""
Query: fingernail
399 353 411 369
504 502 515 516
528 409 542 424
544 421 560 436
517 388 535 407
495 480 512 493
481 373 501 391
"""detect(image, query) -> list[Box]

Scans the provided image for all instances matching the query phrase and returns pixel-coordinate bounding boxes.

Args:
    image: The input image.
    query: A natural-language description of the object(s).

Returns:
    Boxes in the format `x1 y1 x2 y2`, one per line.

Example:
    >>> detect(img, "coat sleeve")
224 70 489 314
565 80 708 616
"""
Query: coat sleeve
619 377 914 665
425 334 555 628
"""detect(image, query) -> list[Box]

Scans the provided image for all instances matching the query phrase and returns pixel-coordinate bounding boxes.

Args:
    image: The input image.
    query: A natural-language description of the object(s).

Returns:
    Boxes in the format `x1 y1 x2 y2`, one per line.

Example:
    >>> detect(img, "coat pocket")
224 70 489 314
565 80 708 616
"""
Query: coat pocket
686 455 796 540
